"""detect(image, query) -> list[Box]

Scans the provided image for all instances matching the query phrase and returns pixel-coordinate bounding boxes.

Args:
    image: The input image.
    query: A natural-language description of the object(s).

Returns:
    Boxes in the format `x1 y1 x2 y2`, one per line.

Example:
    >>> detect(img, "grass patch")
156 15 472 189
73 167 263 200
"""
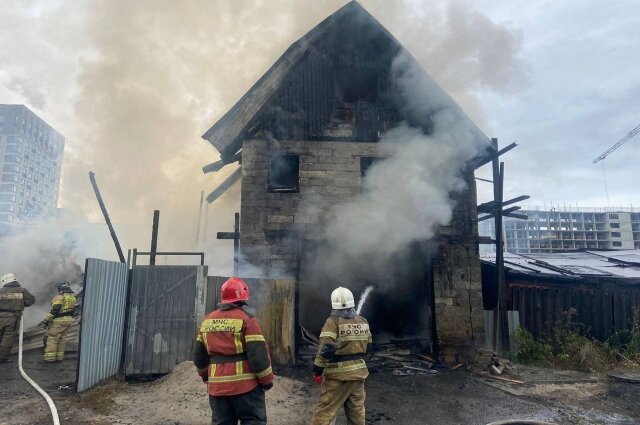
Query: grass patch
511 307 640 373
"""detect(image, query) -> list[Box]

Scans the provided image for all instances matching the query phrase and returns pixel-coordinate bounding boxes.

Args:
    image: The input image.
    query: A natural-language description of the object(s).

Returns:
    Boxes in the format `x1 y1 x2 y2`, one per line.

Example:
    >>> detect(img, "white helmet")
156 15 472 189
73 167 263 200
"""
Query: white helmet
331 287 355 310
0 273 17 285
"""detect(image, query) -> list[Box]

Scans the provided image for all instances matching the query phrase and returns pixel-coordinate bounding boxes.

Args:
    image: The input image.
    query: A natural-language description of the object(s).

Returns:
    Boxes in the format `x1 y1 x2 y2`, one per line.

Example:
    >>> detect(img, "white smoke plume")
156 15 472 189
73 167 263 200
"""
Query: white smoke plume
0 226 85 328
0 1 527 283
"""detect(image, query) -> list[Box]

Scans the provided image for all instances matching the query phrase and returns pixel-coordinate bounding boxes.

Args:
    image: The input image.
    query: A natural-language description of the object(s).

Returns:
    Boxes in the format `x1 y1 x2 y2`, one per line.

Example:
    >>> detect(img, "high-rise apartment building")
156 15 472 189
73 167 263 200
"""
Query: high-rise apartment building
0 105 64 232
480 208 640 254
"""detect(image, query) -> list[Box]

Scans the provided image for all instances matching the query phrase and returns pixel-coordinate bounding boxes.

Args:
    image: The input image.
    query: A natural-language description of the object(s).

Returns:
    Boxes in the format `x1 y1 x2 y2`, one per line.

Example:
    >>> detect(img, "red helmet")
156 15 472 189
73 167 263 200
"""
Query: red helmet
221 277 250 304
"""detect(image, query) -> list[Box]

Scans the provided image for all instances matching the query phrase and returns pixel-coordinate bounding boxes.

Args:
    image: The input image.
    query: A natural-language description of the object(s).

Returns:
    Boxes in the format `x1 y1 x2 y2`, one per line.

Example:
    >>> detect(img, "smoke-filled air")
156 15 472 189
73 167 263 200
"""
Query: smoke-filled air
0 0 527 317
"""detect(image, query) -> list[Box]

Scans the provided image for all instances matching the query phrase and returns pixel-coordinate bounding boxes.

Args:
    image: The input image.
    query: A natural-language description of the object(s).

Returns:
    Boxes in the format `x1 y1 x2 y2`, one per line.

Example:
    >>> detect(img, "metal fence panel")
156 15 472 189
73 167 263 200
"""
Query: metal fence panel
76 258 129 392
125 266 207 376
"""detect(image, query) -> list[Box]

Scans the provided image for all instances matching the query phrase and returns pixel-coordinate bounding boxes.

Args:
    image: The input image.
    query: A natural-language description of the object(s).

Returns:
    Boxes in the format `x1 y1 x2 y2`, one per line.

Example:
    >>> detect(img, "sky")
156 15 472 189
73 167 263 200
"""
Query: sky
0 0 639 261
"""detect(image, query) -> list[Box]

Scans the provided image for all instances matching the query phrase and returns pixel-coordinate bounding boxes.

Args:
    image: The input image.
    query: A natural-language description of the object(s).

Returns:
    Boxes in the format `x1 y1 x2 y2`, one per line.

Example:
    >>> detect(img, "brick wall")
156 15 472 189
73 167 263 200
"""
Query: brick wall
240 139 483 358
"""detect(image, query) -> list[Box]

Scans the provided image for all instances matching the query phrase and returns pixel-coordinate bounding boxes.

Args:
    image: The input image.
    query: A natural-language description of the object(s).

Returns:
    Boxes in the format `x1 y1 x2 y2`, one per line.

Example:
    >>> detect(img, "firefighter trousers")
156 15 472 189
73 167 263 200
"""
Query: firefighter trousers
209 386 267 425
0 314 19 361
310 378 366 425
44 318 73 362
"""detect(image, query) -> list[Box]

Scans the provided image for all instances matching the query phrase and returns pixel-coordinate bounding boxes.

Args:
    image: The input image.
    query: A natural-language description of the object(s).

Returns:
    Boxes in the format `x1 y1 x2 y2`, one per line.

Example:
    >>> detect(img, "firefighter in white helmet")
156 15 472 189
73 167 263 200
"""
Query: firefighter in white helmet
309 286 372 425
0 273 35 363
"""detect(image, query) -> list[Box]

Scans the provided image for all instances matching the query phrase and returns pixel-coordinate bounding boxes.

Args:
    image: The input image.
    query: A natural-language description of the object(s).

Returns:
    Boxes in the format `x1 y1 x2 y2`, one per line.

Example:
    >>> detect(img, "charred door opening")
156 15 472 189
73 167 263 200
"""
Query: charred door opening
299 239 434 347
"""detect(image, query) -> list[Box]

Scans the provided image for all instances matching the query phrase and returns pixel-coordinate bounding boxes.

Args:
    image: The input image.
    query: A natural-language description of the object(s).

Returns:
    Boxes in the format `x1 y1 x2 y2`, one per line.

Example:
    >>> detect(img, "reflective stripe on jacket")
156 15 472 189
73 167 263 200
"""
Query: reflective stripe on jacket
45 293 76 322
313 314 372 381
193 305 274 396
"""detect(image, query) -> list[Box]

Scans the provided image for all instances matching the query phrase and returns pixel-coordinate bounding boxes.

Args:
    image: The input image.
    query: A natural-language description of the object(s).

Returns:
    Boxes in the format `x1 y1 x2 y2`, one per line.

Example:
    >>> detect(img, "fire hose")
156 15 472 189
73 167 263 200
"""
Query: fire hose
18 316 61 425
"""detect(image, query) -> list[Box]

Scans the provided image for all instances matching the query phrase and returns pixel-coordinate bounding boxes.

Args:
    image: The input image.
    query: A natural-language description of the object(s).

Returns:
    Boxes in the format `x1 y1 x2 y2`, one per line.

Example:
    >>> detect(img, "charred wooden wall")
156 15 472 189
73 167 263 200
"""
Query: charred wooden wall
510 279 640 343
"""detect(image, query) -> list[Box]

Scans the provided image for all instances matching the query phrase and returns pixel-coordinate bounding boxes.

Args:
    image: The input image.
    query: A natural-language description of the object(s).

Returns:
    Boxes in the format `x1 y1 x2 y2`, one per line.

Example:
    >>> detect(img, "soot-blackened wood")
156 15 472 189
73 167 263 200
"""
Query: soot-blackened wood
89 171 126 263
150 210 160 266
234 212 240 276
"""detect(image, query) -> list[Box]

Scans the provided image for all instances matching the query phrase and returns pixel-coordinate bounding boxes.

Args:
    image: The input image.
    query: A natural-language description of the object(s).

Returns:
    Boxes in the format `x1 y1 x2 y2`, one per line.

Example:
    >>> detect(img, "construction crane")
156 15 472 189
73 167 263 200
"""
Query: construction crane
593 123 640 163
592 123 640 210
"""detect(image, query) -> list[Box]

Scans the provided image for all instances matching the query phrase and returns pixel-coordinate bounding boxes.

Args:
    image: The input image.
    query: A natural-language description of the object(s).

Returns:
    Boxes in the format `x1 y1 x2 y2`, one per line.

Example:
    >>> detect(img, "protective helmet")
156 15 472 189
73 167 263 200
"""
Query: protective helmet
221 277 250 304
0 273 17 286
56 281 73 293
331 286 355 310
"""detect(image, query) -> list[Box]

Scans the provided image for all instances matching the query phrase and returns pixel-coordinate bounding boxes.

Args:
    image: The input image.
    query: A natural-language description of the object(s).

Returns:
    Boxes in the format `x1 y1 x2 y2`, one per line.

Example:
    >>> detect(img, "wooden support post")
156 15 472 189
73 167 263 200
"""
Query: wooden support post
89 171 126 263
491 138 502 352
216 212 241 275
150 210 160 266
195 191 204 249
498 162 510 352
203 203 209 245
233 212 240 276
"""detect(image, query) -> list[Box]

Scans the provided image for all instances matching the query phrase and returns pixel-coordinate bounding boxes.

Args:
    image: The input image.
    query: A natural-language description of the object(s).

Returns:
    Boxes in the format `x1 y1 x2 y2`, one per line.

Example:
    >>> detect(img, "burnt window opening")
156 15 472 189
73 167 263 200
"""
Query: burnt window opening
268 155 299 193
336 68 379 103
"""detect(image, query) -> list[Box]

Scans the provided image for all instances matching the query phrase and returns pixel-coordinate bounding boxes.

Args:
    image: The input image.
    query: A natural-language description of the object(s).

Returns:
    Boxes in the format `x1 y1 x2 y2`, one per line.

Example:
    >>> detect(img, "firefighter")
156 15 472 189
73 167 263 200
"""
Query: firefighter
40 281 77 362
0 273 35 363
193 277 274 424
310 286 373 425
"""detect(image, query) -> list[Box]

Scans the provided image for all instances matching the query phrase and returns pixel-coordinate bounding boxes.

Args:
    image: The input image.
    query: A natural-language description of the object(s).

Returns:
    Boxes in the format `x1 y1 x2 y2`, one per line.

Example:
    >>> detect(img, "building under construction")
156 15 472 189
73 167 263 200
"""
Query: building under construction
202 2 490 359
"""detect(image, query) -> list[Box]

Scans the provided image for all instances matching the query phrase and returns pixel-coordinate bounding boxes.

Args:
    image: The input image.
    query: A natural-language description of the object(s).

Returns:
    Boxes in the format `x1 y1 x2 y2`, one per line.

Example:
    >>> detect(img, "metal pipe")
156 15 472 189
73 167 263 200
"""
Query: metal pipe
89 172 126 263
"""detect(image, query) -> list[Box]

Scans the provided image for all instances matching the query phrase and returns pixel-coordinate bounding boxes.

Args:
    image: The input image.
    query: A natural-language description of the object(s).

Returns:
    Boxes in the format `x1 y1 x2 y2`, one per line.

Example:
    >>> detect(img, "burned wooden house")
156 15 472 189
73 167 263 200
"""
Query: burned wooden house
203 2 487 360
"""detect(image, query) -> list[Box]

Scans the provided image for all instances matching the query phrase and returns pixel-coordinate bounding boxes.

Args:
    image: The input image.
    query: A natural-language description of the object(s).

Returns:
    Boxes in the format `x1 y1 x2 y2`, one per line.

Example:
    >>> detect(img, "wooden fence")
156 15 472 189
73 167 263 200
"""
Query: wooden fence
509 280 640 342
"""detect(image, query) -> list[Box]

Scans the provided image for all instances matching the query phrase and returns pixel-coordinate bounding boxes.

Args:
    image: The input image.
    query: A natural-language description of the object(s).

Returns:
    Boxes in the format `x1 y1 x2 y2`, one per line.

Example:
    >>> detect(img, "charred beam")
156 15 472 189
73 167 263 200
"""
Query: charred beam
202 160 225 174
504 213 528 220
150 210 160 265
89 171 126 263
478 214 495 222
217 232 238 240
502 206 522 215
503 195 530 207
206 166 242 204
474 142 517 169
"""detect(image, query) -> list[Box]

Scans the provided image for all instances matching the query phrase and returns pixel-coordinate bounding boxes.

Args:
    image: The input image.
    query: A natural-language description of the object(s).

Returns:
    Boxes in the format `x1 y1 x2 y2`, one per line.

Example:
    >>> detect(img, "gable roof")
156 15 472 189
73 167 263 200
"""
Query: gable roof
202 1 489 160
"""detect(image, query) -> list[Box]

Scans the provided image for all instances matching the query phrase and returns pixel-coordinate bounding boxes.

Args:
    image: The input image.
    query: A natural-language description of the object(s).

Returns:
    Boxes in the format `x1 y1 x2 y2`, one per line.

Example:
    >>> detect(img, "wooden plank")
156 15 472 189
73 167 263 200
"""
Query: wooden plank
534 289 543 339
603 290 612 339
217 232 238 240
255 279 296 364
592 289 603 340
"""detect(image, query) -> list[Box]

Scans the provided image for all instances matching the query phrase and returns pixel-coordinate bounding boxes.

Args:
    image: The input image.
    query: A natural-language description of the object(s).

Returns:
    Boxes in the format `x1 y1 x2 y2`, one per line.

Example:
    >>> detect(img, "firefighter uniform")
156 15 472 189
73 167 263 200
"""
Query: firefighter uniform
0 278 35 362
43 291 76 362
193 299 274 424
310 313 372 425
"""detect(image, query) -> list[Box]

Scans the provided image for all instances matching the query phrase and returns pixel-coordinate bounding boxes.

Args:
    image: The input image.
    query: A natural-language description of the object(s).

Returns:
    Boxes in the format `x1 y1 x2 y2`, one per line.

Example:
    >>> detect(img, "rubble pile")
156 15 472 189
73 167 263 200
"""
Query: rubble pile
472 349 525 385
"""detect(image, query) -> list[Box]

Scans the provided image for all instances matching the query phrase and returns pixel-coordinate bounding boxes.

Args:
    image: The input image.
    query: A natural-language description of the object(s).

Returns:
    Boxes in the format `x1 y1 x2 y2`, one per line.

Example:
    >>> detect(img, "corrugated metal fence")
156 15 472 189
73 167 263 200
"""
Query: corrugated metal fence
76 259 129 393
124 266 207 376
510 282 640 342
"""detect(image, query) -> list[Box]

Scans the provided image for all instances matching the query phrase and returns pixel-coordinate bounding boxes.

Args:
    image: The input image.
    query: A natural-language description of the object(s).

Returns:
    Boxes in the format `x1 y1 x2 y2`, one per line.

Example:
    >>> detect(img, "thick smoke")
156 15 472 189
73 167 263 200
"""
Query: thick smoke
305 51 488 296
0 1 527 286
0 227 84 328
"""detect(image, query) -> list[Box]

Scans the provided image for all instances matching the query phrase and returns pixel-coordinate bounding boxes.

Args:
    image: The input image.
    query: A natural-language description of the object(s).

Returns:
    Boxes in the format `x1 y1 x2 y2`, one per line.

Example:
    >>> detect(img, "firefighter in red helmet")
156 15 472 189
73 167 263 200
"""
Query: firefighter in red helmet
193 277 274 424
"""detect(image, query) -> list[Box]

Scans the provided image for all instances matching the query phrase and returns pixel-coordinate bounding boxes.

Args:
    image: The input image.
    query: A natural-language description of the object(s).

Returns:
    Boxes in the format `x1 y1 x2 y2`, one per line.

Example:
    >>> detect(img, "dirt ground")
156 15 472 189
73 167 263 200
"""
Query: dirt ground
2 351 640 425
